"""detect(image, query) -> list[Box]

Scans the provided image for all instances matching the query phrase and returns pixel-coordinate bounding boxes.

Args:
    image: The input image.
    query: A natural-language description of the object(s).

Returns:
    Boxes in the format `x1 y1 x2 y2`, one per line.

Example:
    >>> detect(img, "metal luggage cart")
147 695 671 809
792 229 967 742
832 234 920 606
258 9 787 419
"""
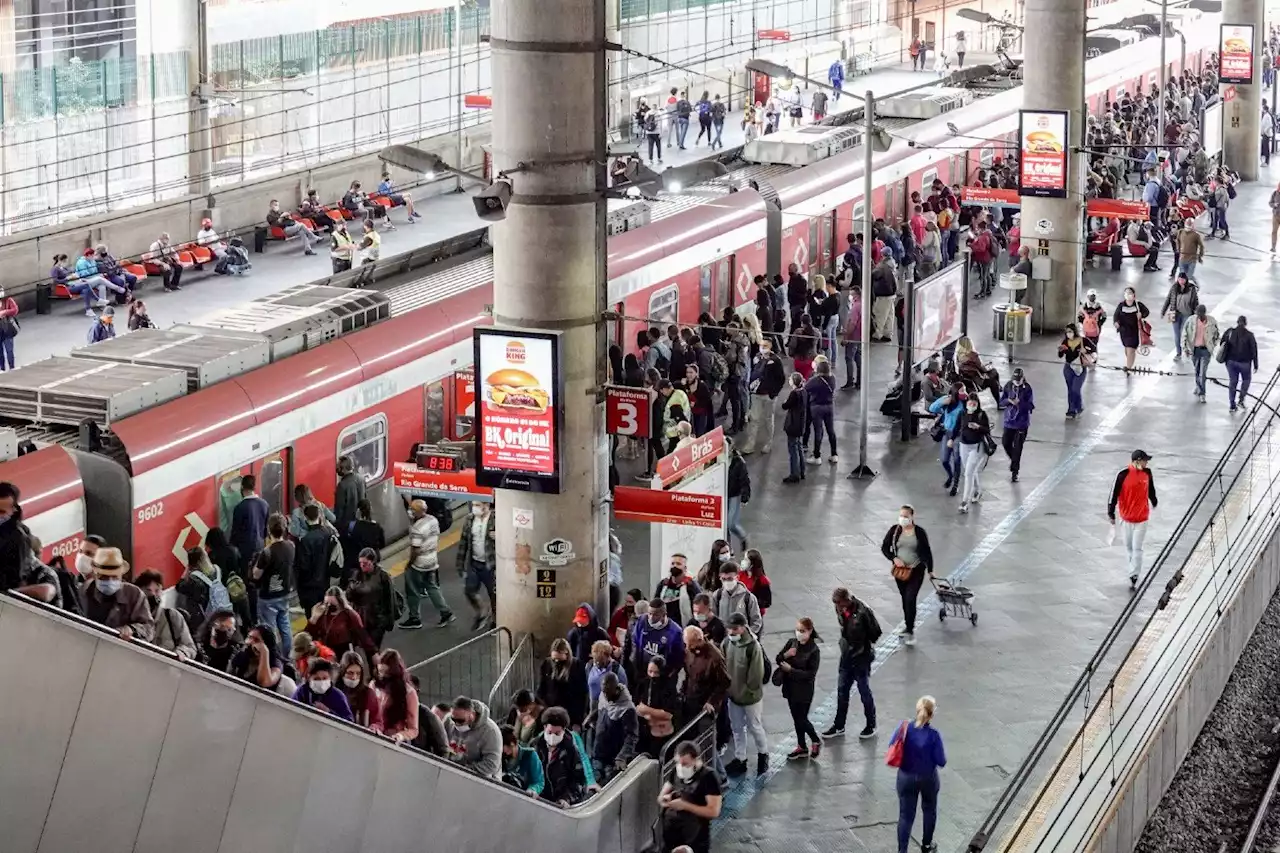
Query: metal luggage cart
932 576 978 625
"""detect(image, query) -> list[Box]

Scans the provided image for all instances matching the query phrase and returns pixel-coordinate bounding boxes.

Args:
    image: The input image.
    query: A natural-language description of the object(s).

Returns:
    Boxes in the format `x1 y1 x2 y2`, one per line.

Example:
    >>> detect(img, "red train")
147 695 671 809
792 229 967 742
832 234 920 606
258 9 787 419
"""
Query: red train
7 31 1212 583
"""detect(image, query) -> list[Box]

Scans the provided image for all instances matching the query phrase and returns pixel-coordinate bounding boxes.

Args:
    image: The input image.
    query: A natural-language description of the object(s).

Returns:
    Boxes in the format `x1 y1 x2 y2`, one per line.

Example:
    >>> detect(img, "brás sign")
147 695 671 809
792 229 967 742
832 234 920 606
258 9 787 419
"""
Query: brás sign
1018 109 1069 199
474 327 564 493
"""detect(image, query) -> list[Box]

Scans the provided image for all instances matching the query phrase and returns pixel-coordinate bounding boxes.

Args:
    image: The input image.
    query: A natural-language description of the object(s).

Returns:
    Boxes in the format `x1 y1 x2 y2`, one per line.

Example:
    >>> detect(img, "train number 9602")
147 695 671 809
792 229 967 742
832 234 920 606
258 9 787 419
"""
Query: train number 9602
136 501 165 524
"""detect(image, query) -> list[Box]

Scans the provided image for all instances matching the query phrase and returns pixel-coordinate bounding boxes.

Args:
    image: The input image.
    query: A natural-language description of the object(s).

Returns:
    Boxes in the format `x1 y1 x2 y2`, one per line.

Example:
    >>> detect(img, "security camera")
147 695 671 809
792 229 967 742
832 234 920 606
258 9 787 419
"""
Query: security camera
474 177 513 222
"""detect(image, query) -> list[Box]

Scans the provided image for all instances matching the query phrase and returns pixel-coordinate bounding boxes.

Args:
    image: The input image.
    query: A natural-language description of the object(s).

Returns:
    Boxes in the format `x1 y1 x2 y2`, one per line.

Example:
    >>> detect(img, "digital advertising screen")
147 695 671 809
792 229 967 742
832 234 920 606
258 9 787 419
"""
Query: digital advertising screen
474 327 564 493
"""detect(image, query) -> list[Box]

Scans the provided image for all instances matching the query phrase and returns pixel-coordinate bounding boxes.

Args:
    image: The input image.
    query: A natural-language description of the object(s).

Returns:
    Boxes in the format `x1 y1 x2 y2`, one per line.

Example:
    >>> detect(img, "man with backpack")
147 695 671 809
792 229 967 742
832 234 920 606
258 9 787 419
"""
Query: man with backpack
674 91 693 150
969 220 997 298
695 91 714 146
710 94 727 149
824 586 879 739
1126 219 1160 272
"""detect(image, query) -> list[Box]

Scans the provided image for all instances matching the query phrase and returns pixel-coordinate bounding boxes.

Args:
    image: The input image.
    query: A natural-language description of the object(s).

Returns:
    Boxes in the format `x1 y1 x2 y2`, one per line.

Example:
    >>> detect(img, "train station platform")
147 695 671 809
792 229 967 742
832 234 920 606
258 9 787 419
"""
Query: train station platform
601 169 1280 850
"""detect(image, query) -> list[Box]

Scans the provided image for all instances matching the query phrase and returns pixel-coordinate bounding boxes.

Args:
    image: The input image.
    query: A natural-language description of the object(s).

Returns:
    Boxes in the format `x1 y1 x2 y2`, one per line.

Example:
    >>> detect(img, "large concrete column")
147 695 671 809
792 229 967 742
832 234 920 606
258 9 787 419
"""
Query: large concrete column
491 0 609 645
186 0 213 197
1222 0 1264 181
1019 0 1086 331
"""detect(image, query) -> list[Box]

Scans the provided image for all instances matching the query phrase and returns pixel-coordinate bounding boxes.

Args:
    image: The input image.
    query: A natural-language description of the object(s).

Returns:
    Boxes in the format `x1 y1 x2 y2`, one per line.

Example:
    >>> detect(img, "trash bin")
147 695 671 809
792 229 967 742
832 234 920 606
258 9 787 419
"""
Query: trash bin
35 281 52 315
992 302 1033 344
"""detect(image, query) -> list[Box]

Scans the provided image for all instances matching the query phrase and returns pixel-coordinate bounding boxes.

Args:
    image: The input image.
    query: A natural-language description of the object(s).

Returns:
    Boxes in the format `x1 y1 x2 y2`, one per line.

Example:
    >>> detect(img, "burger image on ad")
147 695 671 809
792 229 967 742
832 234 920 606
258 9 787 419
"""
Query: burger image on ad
1024 130 1063 153
1224 36 1249 54
486 367 550 413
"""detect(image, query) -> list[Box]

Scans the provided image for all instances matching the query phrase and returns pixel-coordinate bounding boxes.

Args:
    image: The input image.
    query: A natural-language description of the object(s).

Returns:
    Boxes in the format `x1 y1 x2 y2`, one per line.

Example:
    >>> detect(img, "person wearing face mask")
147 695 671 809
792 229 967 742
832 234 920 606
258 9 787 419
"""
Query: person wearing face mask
456 500 497 631
1161 272 1200 360
401 498 454 630
291 658 354 721
1114 287 1151 372
824 587 880 739
534 706 595 805
736 550 773 627
928 383 968 496
781 371 808 484
0 481 31 593
295 502 341 617
659 740 723 853
591 672 639 782
880 506 934 646
1058 324 1097 419
77 547 153 642
1220 314 1260 413
777 616 822 760
335 650 381 728
71 533 105 578
690 593 727 645
537 637 590 727
586 639 628 712
608 587 645 649
713 564 763 637
998 368 1035 482
447 695 503 780
345 547 396 650
631 599 687 682
1078 289 1107 348
889 696 947 853
1108 449 1159 588
696 539 732 593
636 654 679 757
501 724 547 796
655 553 701 627
135 570 197 659
948 394 992 514
721 612 769 777
1182 304 1220 403
198 609 243 672
231 623 295 697
0 285 17 371
568 604 612 663
305 585 376 658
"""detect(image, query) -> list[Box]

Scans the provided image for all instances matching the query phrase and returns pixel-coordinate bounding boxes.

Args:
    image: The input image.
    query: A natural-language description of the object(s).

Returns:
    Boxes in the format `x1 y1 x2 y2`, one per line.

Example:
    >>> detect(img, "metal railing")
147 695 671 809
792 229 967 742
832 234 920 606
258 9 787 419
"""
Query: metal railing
658 709 718 781
968 365 1280 851
407 625 514 706
486 631 539 711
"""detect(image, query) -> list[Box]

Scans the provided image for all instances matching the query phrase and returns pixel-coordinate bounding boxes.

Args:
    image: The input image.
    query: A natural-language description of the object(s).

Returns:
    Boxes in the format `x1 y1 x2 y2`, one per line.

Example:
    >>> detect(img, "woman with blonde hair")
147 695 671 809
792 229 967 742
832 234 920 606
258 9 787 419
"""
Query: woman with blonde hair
888 695 947 853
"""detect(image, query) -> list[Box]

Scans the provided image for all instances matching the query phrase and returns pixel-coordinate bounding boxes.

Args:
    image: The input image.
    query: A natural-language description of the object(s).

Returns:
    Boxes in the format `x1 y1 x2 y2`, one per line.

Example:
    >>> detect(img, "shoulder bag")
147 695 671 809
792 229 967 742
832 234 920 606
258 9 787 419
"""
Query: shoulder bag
885 721 909 767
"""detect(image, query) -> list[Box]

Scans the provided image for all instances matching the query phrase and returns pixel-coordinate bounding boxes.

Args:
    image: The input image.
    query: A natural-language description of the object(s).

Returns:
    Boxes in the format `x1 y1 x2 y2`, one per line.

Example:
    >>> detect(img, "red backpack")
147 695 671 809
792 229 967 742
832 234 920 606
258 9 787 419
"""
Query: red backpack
970 232 993 263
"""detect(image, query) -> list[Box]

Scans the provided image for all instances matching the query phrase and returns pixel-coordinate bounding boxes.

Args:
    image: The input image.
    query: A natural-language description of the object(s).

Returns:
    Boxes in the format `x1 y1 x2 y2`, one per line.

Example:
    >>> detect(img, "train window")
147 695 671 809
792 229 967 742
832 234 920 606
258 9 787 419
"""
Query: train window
338 414 389 486
715 259 731 313
426 381 445 444
698 265 713 316
649 285 679 328
852 200 865 233
884 184 895 223
922 169 938 192
808 217 819 266
980 147 994 169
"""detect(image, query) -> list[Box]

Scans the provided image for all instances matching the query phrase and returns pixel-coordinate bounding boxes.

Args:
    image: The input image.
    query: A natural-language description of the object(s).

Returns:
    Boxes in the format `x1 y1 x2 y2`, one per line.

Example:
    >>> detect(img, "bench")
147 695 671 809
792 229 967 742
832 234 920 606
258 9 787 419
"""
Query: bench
52 262 150 300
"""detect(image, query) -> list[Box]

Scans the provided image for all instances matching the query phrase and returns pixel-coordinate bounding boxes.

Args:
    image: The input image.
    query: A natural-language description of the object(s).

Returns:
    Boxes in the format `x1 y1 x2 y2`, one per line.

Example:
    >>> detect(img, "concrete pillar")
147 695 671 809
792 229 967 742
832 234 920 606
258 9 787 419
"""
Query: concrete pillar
1222 0 1264 181
490 0 609 645
1018 0 1086 331
186 0 213 198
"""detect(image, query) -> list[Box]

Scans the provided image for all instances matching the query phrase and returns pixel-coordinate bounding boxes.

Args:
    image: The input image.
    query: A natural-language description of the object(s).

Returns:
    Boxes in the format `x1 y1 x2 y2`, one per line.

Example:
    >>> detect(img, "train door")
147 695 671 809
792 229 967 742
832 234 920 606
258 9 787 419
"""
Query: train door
715 256 733 312
699 264 714 318
924 21 935 48
649 284 679 329
811 211 836 277
884 183 896 226
216 448 292 535
450 369 475 440
952 154 964 187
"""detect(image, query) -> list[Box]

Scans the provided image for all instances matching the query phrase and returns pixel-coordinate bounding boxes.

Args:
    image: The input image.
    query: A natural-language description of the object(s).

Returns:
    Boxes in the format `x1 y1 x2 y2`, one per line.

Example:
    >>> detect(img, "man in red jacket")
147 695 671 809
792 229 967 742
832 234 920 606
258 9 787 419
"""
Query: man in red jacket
1107 449 1159 589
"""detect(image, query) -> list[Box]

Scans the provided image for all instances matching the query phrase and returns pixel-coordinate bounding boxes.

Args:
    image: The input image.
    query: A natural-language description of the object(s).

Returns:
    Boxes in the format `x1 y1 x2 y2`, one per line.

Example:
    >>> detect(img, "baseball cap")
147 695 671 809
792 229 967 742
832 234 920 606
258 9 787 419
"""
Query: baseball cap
1131 449 1152 462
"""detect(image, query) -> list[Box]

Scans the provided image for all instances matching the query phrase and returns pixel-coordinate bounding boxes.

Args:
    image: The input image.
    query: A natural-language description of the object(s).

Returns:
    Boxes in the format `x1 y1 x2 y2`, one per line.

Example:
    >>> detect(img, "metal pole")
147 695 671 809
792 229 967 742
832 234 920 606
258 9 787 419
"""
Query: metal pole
1157 0 1167 144
850 89 877 479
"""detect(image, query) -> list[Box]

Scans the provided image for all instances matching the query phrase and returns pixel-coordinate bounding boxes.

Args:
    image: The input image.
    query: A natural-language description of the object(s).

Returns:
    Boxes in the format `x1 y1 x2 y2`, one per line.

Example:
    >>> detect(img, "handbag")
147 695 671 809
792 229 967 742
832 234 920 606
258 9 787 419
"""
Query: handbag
982 433 998 456
0 314 19 339
885 721 909 768
929 419 947 442
1215 331 1229 364
891 563 913 582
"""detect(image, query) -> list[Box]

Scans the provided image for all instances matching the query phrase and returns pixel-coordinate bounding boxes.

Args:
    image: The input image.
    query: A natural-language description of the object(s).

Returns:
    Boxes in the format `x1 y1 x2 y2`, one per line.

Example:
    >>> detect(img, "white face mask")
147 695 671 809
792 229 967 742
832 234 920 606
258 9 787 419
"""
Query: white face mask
1066 330 1076 339
720 579 739 594
96 578 122 595
717 551 731 562
544 731 564 747
310 679 331 695
76 553 94 574
795 630 811 642
694 611 709 622
899 515 911 527
343 675 361 689
966 403 978 413
675 762 698 781
472 505 485 517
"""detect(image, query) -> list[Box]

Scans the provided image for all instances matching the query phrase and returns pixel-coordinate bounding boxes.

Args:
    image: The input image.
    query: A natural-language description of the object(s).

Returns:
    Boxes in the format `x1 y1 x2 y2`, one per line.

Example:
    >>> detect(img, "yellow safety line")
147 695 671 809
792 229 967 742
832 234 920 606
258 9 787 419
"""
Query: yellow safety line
290 526 460 633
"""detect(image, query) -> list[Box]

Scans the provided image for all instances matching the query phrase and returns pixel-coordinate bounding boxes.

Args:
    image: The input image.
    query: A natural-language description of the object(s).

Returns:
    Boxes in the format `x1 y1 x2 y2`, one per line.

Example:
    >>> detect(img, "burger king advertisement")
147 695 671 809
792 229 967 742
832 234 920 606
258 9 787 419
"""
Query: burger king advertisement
474 327 564 493
1018 109 1069 199
1219 24 1255 85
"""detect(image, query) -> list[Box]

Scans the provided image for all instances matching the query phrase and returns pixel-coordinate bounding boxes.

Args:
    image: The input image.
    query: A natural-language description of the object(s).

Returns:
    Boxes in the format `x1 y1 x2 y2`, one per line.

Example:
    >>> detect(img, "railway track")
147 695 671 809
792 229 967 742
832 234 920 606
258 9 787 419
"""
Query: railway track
1237 751 1280 853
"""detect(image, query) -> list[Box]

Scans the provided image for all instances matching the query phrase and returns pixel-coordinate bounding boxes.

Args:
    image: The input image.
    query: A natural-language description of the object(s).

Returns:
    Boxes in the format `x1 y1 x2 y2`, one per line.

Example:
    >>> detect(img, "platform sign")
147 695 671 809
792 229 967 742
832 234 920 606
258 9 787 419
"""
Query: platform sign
1018 109 1069 199
1220 24 1255 85
911 263 966 363
614 487 723 528
960 186 1019 206
605 385 651 438
757 29 791 41
464 94 493 109
474 327 564 494
655 426 725 487
393 461 492 502
643 428 728 591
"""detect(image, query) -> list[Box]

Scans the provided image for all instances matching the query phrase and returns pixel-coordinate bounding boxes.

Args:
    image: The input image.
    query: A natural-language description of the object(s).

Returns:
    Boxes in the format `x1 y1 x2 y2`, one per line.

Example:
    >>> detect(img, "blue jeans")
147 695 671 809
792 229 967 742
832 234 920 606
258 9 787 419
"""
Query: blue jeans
1177 260 1197 279
1063 364 1087 415
676 117 690 147
726 495 747 550
1172 314 1187 356
1227 360 1253 409
787 435 806 478
258 595 292 652
1192 346 1210 395
464 560 497 614
809 404 836 457
896 770 940 853
833 656 875 730
823 316 839 363
844 341 861 386
712 119 724 147
0 336 15 371
940 439 957 483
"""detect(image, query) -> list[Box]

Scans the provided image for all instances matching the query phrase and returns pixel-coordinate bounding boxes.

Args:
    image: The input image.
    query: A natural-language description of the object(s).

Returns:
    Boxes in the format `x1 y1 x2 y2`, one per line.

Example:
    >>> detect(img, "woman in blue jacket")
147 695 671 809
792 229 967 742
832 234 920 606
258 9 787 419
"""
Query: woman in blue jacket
927 383 968 496
889 695 947 853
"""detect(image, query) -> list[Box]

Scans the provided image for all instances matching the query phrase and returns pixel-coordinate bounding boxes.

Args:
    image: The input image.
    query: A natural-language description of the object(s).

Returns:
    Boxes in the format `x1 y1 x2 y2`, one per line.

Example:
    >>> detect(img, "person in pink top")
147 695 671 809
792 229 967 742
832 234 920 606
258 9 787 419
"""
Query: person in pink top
370 648 420 742
842 286 863 389
0 285 18 370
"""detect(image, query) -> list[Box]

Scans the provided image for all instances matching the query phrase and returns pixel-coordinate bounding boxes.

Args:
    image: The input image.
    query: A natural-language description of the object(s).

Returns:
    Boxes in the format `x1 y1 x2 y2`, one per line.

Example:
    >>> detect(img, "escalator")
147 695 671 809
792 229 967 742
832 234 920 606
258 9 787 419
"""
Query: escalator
0 593 661 853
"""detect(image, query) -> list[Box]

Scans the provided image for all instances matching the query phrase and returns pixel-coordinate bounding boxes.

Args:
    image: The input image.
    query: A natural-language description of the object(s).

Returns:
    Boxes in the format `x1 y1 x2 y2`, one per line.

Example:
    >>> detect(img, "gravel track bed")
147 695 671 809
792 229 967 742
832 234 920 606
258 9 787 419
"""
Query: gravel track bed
1135 590 1280 853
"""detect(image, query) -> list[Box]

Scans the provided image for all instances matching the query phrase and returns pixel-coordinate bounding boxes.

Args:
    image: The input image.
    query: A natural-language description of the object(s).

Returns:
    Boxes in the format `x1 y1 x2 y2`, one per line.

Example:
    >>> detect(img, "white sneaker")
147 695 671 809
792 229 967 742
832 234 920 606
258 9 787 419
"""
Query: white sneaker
808 455 821 463
829 454 839 464
904 633 916 646
959 501 969 513
973 490 983 503
85 309 96 317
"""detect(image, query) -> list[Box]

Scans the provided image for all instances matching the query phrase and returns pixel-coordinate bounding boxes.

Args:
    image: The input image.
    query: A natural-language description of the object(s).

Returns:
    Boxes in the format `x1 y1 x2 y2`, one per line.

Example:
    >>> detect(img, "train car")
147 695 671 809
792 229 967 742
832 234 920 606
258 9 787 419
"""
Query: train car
0 27 1214 582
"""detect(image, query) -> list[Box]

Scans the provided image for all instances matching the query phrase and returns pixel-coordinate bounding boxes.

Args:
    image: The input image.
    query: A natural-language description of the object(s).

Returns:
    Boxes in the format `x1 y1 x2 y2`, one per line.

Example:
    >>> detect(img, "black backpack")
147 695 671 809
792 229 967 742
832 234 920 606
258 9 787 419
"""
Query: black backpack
1227 182 1238 200
50 557 83 616
1156 183 1170 208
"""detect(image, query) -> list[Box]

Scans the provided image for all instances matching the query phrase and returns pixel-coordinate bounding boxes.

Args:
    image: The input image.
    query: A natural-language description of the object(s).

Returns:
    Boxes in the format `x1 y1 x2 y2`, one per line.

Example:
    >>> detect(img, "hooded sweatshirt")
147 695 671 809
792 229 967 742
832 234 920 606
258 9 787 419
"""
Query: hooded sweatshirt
504 743 546 795
722 633 766 706
566 603 611 662
446 700 503 780
711 582 762 636
587 658 628 710
592 685 639 767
